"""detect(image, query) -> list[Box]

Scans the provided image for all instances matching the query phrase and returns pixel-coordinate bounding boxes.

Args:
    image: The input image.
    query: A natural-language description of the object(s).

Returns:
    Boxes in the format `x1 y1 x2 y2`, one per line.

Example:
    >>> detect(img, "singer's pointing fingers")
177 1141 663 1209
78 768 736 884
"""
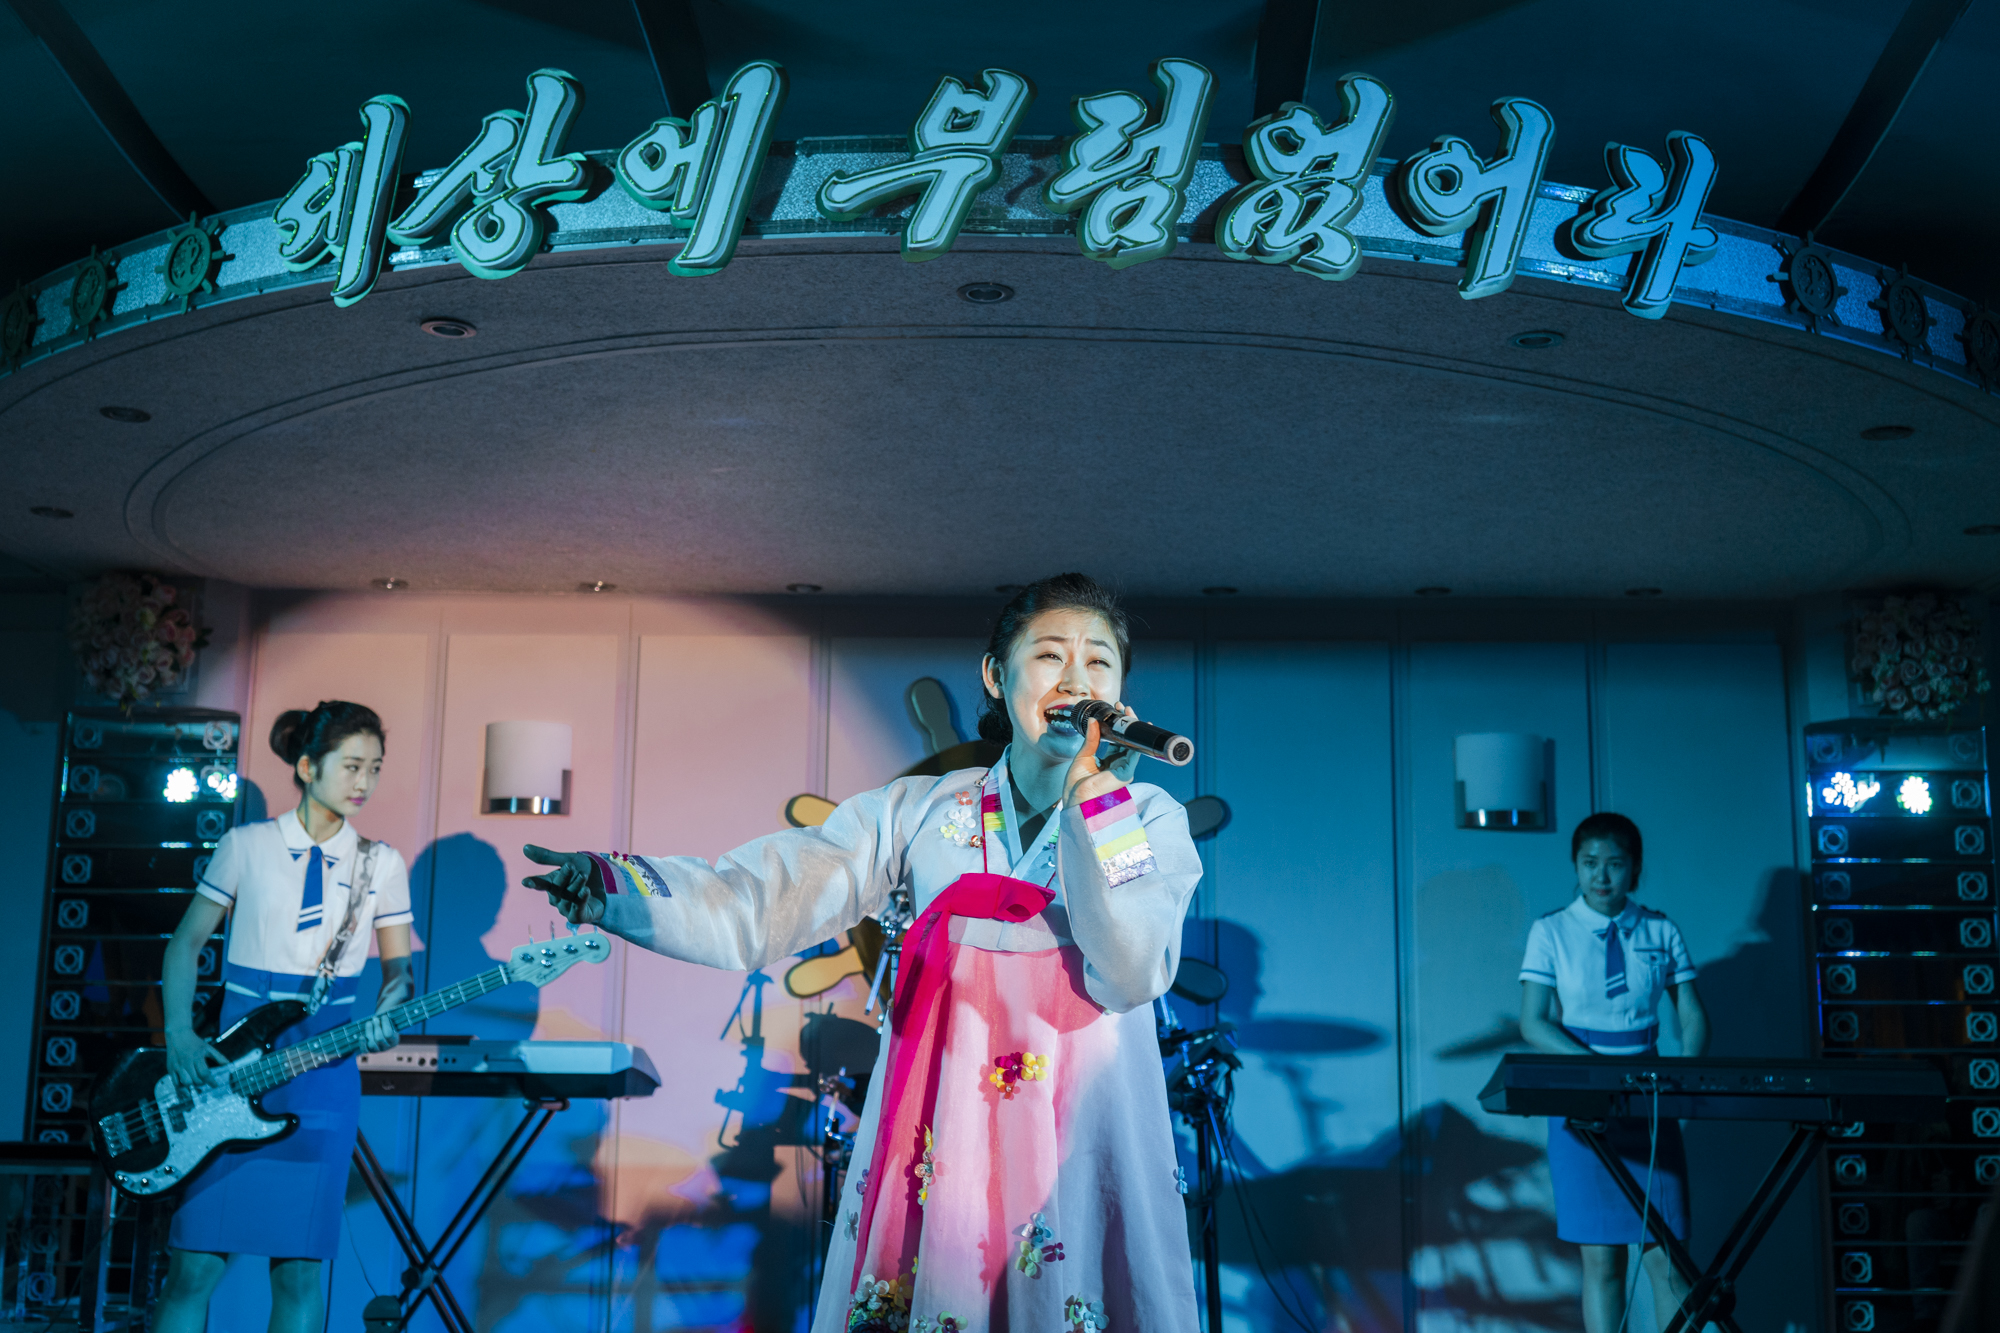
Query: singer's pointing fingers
522 844 566 865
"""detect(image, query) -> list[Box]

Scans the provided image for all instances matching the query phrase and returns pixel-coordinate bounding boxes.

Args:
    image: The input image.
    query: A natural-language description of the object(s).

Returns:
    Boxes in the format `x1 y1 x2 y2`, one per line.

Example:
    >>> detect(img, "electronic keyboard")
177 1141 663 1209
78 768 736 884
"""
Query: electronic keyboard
358 1036 659 1100
1477 1054 1947 1124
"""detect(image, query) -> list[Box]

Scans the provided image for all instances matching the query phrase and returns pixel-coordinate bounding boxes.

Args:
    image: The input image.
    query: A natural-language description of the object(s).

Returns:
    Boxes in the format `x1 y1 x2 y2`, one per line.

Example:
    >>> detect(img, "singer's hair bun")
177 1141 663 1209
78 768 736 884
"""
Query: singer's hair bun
976 574 1130 745
270 701 386 790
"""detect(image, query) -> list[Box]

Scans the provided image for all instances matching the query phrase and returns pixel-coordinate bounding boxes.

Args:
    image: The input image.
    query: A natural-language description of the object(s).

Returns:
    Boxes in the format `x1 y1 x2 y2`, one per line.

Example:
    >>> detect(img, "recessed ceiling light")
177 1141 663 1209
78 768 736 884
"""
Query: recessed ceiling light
420 318 477 339
1625 587 1663 598
29 505 73 518
994 584 1025 595
1859 425 1914 441
787 583 823 593
1966 524 2000 536
959 282 1013 305
372 577 408 590
1507 330 1563 350
99 406 150 423
1201 586 1238 596
578 581 615 593
1415 586 1452 597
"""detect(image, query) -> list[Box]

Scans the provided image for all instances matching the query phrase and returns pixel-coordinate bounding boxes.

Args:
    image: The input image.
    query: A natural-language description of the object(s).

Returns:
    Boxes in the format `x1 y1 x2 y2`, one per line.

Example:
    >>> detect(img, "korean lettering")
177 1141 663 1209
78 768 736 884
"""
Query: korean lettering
1390 97 1554 300
816 69 1033 262
1216 74 1394 281
271 96 409 307
1045 58 1214 270
1560 132 1719 319
615 62 788 277
385 69 592 281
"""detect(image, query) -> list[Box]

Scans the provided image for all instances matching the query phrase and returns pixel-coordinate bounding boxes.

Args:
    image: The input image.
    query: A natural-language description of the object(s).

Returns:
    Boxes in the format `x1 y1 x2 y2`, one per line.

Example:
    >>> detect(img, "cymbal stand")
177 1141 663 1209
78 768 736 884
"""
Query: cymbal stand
815 1068 856 1268
863 890 914 1031
1161 1019 1240 1333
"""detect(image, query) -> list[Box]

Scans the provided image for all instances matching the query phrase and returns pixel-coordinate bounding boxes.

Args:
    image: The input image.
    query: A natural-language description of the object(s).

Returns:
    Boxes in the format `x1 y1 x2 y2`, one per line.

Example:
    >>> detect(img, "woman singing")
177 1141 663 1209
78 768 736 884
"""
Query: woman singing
155 702 413 1333
1519 812 1709 1333
526 573 1202 1332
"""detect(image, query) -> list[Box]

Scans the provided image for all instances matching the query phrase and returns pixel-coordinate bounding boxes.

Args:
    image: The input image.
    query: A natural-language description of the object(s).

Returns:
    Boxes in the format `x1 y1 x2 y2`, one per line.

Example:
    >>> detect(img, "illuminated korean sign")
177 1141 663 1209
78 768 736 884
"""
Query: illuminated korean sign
275 58 1718 318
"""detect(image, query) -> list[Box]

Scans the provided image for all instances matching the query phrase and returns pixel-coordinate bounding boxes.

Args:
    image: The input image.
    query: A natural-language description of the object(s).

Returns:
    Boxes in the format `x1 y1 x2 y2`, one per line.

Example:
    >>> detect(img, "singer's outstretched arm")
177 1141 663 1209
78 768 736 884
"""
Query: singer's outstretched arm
523 769 1199 1011
527 782 916 971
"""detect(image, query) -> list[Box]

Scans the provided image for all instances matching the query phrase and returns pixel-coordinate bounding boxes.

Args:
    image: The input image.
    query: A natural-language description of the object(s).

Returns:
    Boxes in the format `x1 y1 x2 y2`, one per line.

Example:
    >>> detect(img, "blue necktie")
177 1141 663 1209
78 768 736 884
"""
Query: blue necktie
298 849 324 932
1600 922 1628 998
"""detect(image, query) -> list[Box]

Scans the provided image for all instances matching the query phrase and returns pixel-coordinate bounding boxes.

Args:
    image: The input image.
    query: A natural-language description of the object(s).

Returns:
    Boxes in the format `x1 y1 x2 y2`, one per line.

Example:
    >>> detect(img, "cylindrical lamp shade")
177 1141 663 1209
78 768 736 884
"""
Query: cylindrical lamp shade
1454 732 1547 831
485 721 572 815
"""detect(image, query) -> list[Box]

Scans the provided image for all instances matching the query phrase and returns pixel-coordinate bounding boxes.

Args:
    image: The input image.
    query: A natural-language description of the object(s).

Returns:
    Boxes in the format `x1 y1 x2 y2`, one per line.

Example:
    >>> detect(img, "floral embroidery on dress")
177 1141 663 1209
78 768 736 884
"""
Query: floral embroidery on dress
844 1210 859 1239
1063 1295 1108 1331
987 1051 1051 1099
912 1126 936 1206
854 1165 871 1196
1013 1212 1065 1277
1174 1165 1190 1195
910 1316 966 1332
847 1272 912 1332
939 802 983 849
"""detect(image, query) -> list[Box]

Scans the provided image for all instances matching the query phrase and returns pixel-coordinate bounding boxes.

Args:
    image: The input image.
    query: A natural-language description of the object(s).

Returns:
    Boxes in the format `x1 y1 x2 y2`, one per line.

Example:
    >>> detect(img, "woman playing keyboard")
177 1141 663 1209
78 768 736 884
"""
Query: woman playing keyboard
1520 812 1709 1333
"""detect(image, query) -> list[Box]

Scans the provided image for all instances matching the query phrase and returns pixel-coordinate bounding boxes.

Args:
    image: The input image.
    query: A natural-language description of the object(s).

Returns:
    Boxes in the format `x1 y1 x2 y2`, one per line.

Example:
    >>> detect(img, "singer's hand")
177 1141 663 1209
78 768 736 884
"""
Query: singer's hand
522 845 606 924
1064 703 1141 808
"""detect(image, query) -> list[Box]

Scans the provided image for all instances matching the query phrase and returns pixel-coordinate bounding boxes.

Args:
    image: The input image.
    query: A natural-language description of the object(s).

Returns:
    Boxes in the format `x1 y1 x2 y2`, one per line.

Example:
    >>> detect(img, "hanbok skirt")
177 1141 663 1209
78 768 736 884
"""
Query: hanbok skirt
169 968 362 1260
813 939 1198 1333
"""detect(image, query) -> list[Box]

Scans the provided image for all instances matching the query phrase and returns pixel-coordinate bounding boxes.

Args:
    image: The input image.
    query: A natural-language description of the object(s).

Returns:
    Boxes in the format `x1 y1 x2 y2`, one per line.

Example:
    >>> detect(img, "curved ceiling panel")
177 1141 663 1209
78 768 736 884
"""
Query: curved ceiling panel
149 333 1885 598
2 241 1990 598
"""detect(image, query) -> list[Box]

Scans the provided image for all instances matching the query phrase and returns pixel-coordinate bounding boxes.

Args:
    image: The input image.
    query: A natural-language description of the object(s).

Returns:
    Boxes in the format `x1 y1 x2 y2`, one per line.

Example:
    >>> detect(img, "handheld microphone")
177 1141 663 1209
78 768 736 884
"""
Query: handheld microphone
1068 699 1195 767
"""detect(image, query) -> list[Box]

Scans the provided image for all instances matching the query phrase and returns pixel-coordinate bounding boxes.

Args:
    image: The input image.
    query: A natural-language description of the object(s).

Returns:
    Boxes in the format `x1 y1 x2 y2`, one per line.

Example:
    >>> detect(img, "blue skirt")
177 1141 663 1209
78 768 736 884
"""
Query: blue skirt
169 969 362 1260
1548 1114 1690 1245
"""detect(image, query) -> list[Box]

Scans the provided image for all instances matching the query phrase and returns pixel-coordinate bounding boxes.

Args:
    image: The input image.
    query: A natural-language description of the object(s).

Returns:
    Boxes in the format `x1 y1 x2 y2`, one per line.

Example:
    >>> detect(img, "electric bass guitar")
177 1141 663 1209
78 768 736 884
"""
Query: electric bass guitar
89 929 610 1196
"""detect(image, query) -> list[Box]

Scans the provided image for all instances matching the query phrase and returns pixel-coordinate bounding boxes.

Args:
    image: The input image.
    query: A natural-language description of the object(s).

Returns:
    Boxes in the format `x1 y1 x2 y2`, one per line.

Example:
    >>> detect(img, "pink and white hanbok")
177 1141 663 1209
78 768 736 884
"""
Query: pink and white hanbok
587 750 1201 1333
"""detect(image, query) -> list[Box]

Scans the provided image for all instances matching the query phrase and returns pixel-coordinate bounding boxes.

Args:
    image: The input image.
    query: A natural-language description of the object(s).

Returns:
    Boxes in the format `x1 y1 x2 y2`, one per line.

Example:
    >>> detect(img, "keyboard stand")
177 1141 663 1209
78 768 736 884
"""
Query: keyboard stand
350 1098 569 1333
1567 1118 1826 1333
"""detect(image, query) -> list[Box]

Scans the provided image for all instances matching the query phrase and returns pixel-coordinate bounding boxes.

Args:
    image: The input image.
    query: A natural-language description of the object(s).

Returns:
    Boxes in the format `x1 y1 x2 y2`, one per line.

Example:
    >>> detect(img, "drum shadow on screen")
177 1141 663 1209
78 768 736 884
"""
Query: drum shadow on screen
1172 917 1583 1332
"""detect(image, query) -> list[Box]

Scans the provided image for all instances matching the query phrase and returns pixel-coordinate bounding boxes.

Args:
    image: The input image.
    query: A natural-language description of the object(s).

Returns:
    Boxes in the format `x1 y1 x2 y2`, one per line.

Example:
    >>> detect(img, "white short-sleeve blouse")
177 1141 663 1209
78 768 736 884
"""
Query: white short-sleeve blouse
197 814 412 978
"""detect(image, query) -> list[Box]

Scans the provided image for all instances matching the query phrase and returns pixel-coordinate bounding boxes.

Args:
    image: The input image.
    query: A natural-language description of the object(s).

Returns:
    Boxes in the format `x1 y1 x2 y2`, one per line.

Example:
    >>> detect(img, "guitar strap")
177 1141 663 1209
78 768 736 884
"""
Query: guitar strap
305 837 378 1015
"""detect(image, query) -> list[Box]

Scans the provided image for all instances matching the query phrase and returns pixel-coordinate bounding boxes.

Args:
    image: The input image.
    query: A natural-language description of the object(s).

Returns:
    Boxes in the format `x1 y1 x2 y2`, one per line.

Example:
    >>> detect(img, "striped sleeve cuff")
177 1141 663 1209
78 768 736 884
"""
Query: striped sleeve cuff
1518 968 1556 984
1671 966 1699 984
372 908 414 928
1079 786 1156 888
195 880 234 907
589 852 671 897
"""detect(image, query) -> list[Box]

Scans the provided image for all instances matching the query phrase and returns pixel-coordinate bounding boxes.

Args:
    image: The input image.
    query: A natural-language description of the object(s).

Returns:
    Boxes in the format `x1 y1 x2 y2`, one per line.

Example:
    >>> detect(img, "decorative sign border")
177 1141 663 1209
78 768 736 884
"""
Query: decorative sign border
5 59 1997 395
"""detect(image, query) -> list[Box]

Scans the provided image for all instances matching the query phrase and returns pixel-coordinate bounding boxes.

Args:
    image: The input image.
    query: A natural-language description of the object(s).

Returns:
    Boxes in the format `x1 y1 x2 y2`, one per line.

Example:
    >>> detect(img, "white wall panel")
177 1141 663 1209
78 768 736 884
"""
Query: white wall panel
1207 642 1400 1330
618 634 818 1229
1403 642 1595 1324
826 637 983 798
1599 641 1808 1333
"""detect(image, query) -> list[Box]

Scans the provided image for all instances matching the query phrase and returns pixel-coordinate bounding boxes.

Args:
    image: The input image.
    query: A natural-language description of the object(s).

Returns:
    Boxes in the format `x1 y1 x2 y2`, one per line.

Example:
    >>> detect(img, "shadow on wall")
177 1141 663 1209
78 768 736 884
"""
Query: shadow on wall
413 832 538 1038
382 835 818 1332
1172 919 1580 1331
1671 866 1816 1333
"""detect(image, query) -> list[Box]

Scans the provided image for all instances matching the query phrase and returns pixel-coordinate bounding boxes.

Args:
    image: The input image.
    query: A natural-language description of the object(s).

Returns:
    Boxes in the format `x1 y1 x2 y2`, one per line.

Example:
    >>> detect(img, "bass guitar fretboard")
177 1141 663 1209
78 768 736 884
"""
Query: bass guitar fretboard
229 964 515 1098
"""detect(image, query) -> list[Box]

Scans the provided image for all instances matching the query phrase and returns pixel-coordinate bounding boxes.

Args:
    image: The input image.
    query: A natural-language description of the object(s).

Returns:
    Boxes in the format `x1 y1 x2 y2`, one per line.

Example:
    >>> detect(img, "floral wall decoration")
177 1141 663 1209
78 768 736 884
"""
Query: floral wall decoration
68 572 210 709
1850 593 1992 722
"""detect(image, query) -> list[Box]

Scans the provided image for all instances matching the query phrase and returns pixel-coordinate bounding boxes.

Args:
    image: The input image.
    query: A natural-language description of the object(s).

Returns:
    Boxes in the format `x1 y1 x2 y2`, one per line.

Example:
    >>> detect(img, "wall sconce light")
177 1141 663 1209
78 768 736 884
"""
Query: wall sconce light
1454 733 1549 831
485 721 571 815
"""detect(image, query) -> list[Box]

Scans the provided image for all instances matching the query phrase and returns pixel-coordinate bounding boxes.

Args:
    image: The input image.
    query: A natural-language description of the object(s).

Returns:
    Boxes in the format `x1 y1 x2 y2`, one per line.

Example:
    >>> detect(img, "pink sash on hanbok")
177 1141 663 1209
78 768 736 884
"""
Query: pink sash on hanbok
852 871 1054 1286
